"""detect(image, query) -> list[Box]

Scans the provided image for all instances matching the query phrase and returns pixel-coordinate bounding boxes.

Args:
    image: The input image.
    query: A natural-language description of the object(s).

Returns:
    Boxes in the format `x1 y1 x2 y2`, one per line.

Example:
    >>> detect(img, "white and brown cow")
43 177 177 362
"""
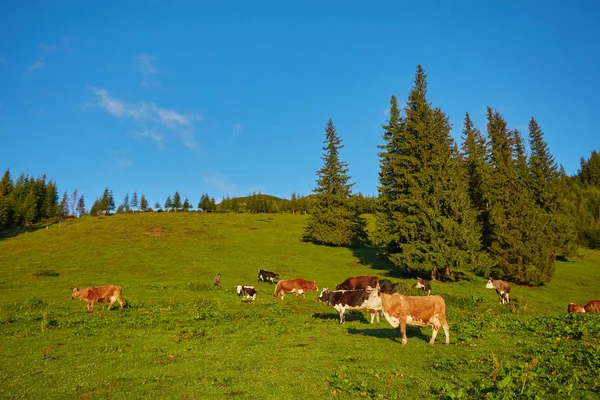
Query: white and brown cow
366 289 449 345
71 285 125 313
584 300 600 313
568 303 586 313
236 285 257 301
274 278 318 301
318 288 382 324
486 278 511 304
336 276 379 291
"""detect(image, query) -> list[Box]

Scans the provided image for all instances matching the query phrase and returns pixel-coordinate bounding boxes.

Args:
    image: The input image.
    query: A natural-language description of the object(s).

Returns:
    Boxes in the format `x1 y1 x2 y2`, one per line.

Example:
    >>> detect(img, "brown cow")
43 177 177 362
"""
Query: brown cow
486 278 511 304
71 285 125 312
568 303 586 313
366 289 449 345
336 276 379 291
274 278 318 301
584 300 600 313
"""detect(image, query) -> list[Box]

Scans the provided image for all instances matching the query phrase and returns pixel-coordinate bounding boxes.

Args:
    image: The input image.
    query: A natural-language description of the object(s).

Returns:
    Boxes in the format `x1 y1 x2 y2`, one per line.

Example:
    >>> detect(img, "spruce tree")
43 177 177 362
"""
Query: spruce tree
165 195 173 211
131 191 139 211
303 119 366 247
123 193 130 212
77 195 86 216
376 65 483 275
172 191 182 211
140 195 148 212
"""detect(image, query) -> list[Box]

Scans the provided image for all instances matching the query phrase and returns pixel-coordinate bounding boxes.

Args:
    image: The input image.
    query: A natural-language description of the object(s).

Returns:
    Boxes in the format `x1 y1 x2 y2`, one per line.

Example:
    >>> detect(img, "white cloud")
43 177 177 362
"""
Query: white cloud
233 123 243 135
23 57 45 75
86 86 202 149
203 173 236 196
135 54 157 75
129 128 166 149
116 157 132 168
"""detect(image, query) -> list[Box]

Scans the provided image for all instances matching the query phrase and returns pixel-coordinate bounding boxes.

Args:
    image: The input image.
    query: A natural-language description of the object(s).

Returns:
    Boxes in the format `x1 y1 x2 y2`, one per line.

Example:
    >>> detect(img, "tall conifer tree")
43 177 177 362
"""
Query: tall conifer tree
304 119 366 247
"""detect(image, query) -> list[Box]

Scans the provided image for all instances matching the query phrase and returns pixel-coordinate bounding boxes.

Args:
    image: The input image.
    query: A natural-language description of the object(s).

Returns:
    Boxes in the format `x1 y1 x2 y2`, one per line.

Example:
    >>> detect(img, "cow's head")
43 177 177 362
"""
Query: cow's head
308 281 318 291
317 288 330 303
235 285 243 295
485 278 495 289
70 287 80 300
415 278 426 289
568 303 586 314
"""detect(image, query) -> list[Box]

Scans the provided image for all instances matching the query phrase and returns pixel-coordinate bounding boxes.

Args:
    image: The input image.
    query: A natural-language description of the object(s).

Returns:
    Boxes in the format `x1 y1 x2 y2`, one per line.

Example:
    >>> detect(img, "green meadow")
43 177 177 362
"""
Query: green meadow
1 213 599 399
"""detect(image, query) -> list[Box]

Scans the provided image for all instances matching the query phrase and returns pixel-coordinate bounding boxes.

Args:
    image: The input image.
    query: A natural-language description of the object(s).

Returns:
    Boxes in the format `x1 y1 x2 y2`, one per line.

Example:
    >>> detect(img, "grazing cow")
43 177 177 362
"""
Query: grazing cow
236 285 257 301
379 279 400 295
486 278 511 304
584 300 600 313
213 273 221 287
317 288 381 324
274 278 318 301
366 289 450 345
568 303 586 313
257 269 279 283
415 278 431 295
336 276 379 291
71 285 125 313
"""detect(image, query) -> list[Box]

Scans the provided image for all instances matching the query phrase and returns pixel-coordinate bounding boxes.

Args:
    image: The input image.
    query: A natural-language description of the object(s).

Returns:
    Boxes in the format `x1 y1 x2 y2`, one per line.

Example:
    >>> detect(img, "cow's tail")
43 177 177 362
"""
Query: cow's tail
273 282 280 299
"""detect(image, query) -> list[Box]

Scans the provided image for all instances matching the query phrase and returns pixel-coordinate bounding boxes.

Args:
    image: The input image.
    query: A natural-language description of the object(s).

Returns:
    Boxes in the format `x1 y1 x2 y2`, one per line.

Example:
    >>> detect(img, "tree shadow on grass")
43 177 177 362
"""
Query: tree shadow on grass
347 326 432 344
0 224 47 241
351 245 405 278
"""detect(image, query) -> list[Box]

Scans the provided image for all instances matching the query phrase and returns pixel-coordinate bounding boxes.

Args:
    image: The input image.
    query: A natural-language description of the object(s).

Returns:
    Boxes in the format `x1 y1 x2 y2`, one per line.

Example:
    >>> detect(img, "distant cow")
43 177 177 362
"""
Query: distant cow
568 303 586 313
486 278 511 304
366 289 450 345
584 300 600 313
336 276 379 291
71 285 125 313
274 278 318 301
318 288 382 324
236 285 257 301
415 278 431 295
379 279 400 295
257 269 279 283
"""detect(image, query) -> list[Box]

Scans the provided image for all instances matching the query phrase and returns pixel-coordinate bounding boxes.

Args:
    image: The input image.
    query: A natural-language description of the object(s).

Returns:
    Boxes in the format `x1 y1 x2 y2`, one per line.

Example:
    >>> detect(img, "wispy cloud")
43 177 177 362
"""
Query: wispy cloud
23 36 70 75
129 128 166 149
23 57 46 75
116 157 132 168
203 172 236 196
135 54 160 87
233 123 243 135
85 86 202 149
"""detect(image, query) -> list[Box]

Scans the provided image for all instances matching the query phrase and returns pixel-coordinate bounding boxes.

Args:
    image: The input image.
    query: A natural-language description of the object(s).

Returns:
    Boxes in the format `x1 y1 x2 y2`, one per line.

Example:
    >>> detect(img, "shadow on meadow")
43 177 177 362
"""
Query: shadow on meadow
312 311 371 324
0 224 48 241
346 326 433 344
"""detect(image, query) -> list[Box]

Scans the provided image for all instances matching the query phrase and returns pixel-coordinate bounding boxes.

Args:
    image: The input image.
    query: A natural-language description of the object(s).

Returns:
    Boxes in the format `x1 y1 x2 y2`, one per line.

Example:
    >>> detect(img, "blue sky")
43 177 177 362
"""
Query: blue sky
1 1 599 209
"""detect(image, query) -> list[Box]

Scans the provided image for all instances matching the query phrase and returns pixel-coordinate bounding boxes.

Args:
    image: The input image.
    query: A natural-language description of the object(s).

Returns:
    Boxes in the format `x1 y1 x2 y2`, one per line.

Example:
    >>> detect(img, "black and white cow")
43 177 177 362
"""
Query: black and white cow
257 269 279 283
317 288 381 324
379 279 400 294
415 278 431 295
236 285 257 301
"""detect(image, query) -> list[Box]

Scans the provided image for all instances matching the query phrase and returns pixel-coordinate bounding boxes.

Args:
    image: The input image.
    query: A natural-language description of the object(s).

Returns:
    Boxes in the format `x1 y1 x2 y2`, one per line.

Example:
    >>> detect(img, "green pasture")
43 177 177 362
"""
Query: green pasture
1 213 599 399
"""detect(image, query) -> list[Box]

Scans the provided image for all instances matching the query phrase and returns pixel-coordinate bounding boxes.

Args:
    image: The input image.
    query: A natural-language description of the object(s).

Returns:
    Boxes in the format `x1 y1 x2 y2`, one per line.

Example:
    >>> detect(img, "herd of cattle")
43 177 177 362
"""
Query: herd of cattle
70 272 599 345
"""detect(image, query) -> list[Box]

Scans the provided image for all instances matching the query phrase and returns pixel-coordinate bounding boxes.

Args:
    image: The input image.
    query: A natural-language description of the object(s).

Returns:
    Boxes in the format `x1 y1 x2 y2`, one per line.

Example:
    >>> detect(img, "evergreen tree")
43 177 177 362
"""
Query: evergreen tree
182 197 191 211
165 195 173 211
172 191 182 211
123 193 130 212
59 191 69 219
154 201 161 211
140 195 148 212
579 150 600 187
376 66 483 275
131 191 139 211
77 195 86 216
304 119 366 247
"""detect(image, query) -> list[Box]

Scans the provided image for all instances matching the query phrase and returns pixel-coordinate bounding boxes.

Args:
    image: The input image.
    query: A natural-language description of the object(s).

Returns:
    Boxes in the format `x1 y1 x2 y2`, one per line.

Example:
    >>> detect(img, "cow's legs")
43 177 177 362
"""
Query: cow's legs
87 300 94 313
429 324 440 345
442 322 450 344
400 320 408 345
339 311 345 324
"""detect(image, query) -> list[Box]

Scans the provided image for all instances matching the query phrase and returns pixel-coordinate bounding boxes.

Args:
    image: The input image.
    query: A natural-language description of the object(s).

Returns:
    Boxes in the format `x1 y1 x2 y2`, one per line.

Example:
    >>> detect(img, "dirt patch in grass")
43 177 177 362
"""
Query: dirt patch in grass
144 227 165 237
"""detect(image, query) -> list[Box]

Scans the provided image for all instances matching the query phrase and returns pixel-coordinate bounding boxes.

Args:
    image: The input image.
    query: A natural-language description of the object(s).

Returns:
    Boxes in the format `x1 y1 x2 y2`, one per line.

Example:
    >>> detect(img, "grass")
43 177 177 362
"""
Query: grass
1 212 599 399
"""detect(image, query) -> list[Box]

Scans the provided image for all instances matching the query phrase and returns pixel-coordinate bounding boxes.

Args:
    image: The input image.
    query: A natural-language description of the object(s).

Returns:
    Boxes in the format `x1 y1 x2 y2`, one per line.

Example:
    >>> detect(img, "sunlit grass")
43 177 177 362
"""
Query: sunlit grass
1 213 599 398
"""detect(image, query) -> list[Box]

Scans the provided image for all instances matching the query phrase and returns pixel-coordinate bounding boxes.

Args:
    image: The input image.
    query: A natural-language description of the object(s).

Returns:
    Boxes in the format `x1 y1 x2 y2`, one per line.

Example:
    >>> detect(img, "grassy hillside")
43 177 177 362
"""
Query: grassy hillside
1 213 599 399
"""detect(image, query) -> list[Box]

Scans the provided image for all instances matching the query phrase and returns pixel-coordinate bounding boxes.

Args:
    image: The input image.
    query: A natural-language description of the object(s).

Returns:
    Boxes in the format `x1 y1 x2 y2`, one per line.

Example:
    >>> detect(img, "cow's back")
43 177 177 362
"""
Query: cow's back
382 294 447 325
584 300 600 313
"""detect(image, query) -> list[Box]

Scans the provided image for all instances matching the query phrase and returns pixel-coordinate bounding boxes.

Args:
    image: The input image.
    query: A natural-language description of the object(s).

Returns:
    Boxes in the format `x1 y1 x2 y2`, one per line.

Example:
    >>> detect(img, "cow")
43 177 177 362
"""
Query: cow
336 276 379 291
317 288 382 324
366 288 450 345
379 279 400 295
236 285 257 301
213 273 221 287
486 278 511 304
71 285 125 313
274 278 318 301
568 303 586 313
257 269 279 283
415 278 431 295
584 300 600 313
